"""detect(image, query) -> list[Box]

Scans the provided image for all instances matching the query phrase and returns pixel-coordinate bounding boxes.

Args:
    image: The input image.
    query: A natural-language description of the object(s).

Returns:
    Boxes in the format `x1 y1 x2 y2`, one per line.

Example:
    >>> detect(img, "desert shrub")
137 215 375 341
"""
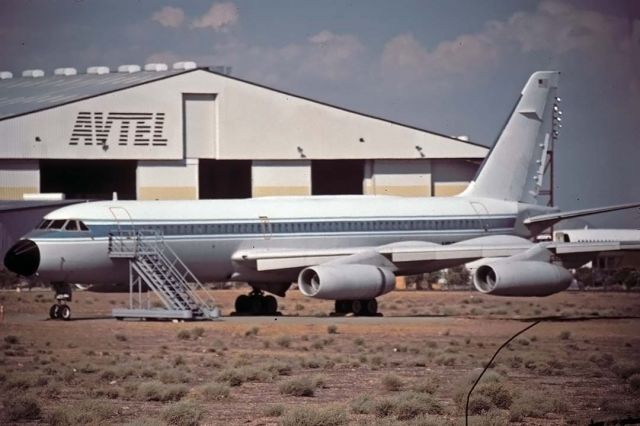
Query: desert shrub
467 394 493 415
161 401 205 426
4 335 19 345
192 327 205 338
411 380 438 395
244 326 260 337
263 404 285 417
173 355 186 366
177 330 191 340
200 383 230 400
350 394 375 414
509 392 568 421
265 361 292 376
216 368 245 386
276 335 292 348
159 369 191 384
477 381 513 409
353 337 365 346
138 381 188 402
4 395 41 421
4 375 33 390
327 325 338 334
559 330 571 340
280 405 348 426
115 333 127 342
374 391 443 420
382 373 405 391
50 400 114 425
279 377 315 397
92 386 122 399
612 361 640 380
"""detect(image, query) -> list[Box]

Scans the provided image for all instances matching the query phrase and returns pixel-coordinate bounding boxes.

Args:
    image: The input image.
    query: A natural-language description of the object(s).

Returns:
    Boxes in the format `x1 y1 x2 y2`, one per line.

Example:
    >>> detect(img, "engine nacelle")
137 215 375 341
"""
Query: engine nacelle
298 264 395 300
473 261 572 297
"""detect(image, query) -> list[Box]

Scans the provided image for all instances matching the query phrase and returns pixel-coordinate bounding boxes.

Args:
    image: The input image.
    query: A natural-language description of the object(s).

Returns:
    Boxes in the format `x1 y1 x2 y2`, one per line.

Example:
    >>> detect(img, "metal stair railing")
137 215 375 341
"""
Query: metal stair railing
108 229 219 319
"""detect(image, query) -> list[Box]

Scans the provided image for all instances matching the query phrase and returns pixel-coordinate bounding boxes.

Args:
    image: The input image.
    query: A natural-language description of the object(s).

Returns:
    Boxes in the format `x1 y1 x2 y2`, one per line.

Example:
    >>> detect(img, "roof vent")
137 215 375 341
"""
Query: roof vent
87 66 110 75
117 64 141 73
456 135 469 141
144 63 168 72
22 69 45 78
172 61 197 70
0 71 13 80
54 67 78 76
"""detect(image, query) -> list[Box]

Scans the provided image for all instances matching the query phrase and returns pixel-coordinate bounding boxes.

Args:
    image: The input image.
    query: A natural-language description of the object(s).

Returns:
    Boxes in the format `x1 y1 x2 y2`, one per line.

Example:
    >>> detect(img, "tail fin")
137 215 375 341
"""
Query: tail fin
461 71 560 203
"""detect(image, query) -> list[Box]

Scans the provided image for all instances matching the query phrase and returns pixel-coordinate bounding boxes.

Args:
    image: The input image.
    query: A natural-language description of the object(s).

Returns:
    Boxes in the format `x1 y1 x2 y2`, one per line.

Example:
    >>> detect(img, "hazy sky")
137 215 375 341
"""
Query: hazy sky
1 0 638 227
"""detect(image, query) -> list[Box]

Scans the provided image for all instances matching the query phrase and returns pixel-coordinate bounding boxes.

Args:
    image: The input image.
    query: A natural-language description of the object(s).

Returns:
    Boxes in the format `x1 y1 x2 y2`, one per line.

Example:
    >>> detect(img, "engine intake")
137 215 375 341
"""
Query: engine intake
473 261 572 297
298 264 395 300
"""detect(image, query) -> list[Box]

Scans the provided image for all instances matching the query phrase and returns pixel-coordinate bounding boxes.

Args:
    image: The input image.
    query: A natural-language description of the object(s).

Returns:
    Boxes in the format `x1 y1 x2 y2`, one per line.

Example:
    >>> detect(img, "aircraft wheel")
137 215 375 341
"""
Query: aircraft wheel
49 304 61 320
263 295 278 315
351 300 364 316
335 300 350 314
365 299 378 316
248 296 263 315
235 295 250 313
60 305 72 321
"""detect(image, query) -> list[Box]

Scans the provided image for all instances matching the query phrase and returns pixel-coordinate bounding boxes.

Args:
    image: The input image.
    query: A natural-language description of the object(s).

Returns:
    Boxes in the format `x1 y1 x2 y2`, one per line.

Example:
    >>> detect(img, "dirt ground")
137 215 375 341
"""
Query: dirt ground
1 288 639 425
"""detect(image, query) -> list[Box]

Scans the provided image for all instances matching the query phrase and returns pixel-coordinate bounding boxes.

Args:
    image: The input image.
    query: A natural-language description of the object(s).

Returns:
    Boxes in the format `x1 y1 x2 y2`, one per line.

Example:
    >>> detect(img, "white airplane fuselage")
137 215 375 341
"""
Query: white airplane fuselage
18 195 554 285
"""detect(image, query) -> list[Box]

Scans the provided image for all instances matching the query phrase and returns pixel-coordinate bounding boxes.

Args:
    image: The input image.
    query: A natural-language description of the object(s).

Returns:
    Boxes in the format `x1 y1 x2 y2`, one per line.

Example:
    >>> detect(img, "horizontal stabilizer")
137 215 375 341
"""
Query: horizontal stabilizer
524 202 640 234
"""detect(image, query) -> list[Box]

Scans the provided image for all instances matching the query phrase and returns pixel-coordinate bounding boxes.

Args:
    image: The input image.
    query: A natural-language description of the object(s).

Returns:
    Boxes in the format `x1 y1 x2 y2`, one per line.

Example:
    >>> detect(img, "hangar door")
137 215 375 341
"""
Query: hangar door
199 160 251 199
40 160 136 200
312 160 364 195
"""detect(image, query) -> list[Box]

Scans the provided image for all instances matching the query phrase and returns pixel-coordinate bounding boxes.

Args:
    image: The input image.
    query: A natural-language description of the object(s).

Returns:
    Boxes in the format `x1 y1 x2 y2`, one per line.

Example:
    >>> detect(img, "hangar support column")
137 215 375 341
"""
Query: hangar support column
0 160 40 200
252 160 311 197
137 159 199 200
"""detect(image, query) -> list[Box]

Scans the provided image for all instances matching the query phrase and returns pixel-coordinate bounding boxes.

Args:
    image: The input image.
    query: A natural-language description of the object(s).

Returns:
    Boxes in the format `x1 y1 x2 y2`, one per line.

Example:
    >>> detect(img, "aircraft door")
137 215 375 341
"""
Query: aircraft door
470 202 490 232
259 216 272 240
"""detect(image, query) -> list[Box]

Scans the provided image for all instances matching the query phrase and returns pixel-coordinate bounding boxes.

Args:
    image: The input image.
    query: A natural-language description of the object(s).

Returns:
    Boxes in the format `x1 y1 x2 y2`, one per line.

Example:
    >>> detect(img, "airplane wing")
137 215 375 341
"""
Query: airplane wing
524 202 640 234
233 235 640 272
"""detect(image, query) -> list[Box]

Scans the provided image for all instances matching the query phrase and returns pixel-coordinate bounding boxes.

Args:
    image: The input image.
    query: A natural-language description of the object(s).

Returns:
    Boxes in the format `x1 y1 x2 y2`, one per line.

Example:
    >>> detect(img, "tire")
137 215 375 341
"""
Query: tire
248 296 263 315
263 295 278 315
335 300 350 314
365 299 378 316
351 300 364 316
60 305 72 321
49 304 61 320
235 295 250 313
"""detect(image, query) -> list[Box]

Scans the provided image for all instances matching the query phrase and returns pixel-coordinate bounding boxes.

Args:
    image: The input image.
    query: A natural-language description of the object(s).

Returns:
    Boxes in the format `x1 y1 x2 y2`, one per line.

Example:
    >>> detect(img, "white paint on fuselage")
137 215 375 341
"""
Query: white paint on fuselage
25 195 553 284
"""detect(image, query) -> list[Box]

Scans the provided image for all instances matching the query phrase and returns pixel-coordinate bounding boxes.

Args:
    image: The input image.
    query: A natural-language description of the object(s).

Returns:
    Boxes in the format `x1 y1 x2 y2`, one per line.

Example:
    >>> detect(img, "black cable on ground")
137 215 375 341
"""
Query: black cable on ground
465 320 541 426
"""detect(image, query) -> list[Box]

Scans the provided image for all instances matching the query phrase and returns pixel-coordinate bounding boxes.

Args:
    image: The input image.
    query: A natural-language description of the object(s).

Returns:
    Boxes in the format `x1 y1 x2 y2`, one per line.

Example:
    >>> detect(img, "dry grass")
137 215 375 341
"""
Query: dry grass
0 289 639 424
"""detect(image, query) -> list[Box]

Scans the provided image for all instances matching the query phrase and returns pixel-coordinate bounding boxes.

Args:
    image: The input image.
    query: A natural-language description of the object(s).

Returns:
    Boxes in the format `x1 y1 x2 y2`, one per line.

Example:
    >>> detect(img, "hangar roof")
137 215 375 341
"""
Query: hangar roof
0 69 188 120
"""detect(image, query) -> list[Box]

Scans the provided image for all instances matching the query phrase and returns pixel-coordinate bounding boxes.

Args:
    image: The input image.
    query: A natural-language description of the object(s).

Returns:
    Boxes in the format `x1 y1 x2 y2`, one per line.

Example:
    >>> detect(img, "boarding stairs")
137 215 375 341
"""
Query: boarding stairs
108 230 220 320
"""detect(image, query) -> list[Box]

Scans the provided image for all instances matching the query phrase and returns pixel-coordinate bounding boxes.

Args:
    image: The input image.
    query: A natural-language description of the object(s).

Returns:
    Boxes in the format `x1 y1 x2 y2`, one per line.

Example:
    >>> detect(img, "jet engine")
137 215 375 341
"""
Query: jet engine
473 261 572 296
298 264 395 300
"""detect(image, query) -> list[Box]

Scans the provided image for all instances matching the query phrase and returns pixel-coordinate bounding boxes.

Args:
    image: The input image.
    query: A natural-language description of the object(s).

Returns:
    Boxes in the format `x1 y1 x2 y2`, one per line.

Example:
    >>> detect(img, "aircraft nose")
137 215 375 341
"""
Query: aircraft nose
4 239 40 276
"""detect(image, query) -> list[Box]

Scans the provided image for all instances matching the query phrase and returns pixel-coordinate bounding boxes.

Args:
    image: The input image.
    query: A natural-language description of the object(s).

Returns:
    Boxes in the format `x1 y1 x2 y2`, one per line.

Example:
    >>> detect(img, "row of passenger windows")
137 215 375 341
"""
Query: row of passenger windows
141 219 491 235
38 219 89 232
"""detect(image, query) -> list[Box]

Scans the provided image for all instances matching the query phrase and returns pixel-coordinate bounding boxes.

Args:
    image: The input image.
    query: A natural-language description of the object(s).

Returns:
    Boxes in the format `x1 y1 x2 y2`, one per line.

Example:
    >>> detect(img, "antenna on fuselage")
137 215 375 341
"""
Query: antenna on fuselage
112 192 118 201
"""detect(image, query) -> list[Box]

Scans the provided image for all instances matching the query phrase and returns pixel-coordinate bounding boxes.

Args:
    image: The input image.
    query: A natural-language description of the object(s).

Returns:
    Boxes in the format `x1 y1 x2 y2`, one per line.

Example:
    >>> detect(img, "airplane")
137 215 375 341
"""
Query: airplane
4 70 640 320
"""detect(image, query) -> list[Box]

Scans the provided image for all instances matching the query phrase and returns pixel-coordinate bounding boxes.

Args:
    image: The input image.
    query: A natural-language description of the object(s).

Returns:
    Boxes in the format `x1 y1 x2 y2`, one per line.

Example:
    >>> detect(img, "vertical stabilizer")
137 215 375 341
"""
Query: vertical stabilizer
461 71 560 203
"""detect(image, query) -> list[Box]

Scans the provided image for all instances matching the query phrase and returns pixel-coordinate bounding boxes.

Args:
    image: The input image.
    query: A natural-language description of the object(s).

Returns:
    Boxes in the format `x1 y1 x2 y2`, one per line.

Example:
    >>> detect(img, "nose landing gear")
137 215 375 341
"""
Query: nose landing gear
48 282 73 321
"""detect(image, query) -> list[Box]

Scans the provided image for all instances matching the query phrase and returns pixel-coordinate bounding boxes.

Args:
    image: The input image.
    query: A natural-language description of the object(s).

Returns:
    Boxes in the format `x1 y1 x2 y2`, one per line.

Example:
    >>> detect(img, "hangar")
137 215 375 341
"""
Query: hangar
0 62 488 201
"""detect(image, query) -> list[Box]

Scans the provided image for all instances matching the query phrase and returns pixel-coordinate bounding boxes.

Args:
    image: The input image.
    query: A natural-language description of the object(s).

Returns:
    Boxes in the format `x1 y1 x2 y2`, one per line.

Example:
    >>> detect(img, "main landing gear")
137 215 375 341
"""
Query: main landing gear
233 289 280 316
334 299 379 316
49 282 73 321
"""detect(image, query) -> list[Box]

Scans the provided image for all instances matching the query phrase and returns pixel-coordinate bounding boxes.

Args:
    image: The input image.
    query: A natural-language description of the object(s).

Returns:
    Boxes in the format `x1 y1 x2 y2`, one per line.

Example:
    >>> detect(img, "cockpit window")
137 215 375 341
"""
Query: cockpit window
79 221 89 231
49 220 67 230
37 219 52 229
65 220 79 231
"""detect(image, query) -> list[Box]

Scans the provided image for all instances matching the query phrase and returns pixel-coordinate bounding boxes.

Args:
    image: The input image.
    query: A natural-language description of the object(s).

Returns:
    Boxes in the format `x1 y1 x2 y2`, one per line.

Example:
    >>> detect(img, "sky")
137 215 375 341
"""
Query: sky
1 0 639 228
